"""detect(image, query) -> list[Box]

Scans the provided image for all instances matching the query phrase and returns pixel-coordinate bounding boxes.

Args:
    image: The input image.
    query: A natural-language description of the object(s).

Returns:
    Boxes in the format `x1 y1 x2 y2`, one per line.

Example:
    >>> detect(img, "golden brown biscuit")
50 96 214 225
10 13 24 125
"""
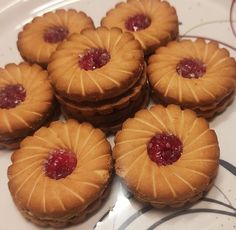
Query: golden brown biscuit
113 104 219 207
0 63 56 149
8 119 113 227
101 0 179 55
48 27 144 102
17 9 95 67
148 39 236 118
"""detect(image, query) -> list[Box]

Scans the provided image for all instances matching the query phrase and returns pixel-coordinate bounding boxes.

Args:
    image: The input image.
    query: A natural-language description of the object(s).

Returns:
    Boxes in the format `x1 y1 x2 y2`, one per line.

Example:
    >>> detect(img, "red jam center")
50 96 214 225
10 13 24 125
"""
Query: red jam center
79 48 111 71
0 84 26 109
44 149 77 180
176 58 206 79
44 26 69 43
125 14 151 31
147 133 182 166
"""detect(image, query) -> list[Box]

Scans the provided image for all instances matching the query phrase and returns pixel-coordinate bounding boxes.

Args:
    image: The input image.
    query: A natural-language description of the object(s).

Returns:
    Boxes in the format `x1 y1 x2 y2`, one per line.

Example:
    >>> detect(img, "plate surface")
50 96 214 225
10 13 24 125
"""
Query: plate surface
0 0 236 229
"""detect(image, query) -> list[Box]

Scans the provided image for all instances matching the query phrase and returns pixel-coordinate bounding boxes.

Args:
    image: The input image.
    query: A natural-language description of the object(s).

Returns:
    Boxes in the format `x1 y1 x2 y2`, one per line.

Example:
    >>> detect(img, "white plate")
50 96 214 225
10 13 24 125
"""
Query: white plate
0 0 236 229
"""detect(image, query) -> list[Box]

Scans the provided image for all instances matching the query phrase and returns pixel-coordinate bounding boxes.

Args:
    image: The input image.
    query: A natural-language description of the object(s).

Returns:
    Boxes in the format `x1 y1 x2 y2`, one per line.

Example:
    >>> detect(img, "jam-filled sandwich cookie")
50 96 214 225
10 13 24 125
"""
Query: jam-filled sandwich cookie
48 27 146 133
17 9 95 67
0 63 56 149
101 0 179 55
148 39 236 119
113 104 219 208
56 66 149 133
48 27 144 102
8 119 113 227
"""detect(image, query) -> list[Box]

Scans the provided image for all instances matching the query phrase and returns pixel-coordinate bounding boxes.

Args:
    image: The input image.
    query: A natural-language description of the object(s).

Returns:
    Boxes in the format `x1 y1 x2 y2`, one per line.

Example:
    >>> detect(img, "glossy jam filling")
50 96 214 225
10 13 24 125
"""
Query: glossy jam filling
0 84 26 109
176 58 206 79
44 26 69 43
79 48 111 70
125 14 151 31
44 149 77 180
147 133 182 166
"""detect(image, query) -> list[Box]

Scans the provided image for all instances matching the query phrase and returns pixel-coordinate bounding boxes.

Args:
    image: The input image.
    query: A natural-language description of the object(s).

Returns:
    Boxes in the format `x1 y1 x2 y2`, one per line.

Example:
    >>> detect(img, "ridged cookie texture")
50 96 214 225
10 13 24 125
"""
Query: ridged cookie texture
48 27 144 102
101 0 179 55
113 104 219 207
8 119 113 227
0 62 56 149
17 9 95 66
148 39 236 118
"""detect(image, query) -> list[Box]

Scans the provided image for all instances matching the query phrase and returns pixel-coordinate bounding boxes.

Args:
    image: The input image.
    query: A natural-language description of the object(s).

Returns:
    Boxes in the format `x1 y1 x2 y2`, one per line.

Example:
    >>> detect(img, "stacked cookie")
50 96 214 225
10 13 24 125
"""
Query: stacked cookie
148 39 236 119
48 27 148 133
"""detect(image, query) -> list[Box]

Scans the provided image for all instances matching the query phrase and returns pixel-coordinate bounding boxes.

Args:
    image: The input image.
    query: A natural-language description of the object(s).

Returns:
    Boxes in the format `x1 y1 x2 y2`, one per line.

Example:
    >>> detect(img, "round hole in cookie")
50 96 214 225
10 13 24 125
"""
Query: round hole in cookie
0 84 26 109
176 58 206 79
147 133 182 166
44 26 69 43
44 149 77 180
79 48 111 71
125 14 151 31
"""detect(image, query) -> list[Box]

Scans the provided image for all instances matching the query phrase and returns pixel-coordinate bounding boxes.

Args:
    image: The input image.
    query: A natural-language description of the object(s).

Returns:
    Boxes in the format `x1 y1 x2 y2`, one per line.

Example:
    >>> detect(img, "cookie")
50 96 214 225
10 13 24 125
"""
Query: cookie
101 0 179 55
48 27 144 102
8 119 113 227
0 63 56 149
17 9 95 67
148 39 236 118
113 104 219 207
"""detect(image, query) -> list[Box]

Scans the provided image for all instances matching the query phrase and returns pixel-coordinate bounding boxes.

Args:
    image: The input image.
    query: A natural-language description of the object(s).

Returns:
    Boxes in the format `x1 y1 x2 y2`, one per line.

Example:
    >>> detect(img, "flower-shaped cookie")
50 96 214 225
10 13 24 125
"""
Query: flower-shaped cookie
48 27 144 102
114 105 219 207
8 120 112 227
101 0 179 55
148 39 236 118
